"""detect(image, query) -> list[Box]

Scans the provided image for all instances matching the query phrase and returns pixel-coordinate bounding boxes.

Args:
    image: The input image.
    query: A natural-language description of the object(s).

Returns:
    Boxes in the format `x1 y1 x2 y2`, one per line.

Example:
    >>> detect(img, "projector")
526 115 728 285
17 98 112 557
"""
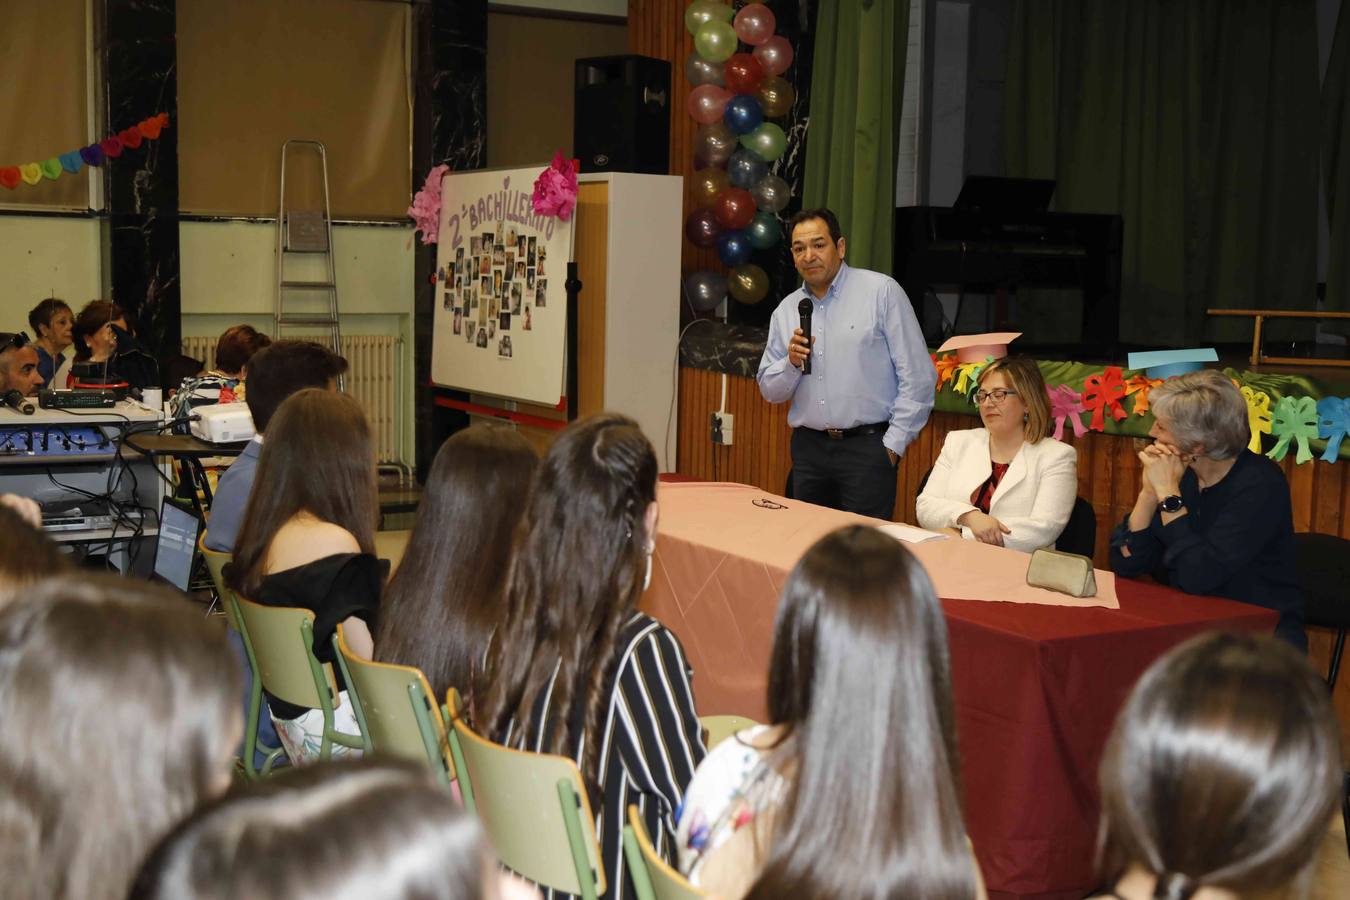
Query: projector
191 402 256 444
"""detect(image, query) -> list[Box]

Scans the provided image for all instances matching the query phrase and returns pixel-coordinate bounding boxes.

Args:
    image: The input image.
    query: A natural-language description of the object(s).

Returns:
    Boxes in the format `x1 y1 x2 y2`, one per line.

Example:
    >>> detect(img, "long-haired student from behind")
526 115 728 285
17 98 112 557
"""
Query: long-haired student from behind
1092 631 1341 900
226 388 384 765
676 525 986 900
476 413 706 900
375 424 538 704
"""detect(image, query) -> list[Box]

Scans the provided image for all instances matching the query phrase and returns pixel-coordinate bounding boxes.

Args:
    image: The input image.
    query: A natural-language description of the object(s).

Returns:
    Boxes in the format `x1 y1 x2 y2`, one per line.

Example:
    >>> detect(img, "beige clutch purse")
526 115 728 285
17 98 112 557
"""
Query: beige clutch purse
1026 548 1097 598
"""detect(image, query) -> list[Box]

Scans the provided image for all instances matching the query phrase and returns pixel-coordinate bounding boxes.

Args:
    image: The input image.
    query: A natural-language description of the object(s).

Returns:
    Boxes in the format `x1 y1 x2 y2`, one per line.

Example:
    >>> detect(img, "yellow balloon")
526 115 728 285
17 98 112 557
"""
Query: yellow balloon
728 264 770 304
693 167 731 208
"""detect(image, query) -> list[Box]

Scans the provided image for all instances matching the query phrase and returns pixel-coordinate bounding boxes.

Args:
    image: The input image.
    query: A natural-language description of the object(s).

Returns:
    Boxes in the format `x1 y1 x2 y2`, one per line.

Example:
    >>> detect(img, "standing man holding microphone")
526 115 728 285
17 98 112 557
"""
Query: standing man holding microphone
757 208 936 519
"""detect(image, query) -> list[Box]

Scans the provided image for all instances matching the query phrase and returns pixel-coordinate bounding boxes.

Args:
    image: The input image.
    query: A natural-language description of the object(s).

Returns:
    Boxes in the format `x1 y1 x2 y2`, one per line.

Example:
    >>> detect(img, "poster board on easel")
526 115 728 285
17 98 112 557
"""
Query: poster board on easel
430 167 574 406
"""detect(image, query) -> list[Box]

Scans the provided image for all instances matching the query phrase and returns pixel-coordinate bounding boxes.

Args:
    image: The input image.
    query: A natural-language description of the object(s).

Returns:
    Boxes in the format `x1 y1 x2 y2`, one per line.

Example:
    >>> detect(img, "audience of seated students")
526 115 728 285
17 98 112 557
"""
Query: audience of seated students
676 525 986 900
0 575 241 900
917 357 1077 551
477 413 706 900
70 299 156 390
1110 370 1306 650
1092 631 1341 900
375 425 537 702
0 498 69 608
130 759 539 900
204 339 348 553
27 297 73 387
0 329 44 398
226 388 383 764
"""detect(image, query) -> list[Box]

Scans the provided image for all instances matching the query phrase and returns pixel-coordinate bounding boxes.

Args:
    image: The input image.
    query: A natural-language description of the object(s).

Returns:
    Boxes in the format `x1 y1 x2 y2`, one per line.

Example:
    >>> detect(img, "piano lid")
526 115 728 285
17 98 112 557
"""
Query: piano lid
953 176 1057 215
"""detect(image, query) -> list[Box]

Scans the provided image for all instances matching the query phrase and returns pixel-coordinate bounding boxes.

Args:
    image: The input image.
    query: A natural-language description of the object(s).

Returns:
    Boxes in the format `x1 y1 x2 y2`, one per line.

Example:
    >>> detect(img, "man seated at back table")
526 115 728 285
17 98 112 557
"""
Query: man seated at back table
203 339 348 552
0 331 45 398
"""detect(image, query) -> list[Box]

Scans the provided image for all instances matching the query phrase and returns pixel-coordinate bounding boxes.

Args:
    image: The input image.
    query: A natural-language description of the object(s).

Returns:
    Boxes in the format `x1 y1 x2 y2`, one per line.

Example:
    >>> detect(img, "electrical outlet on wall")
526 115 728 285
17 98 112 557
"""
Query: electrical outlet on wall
710 412 735 445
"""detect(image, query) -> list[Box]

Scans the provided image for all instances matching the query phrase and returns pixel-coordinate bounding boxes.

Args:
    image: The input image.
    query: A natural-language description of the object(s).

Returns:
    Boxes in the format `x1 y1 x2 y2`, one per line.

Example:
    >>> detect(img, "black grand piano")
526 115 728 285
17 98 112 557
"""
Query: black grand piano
895 177 1123 357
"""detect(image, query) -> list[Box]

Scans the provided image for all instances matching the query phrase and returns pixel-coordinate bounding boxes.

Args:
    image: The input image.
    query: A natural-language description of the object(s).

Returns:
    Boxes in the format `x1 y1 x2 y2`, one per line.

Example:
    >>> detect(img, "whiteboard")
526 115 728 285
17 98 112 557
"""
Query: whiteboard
430 166 574 406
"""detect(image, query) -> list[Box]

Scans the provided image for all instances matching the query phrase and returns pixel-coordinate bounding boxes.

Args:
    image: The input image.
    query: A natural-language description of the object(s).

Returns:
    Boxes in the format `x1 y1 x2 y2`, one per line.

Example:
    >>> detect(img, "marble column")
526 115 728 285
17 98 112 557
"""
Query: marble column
101 0 181 370
413 0 488 478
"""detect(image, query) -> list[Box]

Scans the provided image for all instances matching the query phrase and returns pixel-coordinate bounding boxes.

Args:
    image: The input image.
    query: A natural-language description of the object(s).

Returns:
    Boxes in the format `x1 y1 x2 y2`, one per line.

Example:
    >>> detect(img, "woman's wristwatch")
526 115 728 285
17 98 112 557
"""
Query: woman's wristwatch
1158 494 1185 514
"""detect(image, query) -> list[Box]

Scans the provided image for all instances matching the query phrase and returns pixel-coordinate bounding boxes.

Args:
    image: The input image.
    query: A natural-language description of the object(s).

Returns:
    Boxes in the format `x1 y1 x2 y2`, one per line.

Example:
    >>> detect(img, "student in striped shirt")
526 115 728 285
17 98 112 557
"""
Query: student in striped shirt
477 413 706 900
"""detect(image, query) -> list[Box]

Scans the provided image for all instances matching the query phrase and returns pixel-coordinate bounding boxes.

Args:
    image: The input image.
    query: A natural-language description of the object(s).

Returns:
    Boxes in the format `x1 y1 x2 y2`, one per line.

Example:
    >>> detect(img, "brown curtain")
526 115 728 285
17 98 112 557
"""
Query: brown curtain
0 0 90 209
177 0 411 218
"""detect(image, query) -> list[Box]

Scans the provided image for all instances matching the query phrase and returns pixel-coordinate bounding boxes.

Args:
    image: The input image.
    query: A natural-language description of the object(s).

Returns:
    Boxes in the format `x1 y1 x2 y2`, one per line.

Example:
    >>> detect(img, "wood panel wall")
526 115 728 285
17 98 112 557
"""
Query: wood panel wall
628 0 719 276
676 366 1350 748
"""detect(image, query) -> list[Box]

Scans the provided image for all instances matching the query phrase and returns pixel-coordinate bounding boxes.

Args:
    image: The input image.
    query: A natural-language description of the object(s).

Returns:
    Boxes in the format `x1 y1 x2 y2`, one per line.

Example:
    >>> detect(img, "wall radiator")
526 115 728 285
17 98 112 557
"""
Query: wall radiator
181 334 407 473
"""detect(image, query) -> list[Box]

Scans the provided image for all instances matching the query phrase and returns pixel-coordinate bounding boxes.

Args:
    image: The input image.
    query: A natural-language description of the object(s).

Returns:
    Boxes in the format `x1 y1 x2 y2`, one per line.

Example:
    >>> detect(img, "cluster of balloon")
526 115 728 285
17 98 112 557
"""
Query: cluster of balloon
681 1 795 311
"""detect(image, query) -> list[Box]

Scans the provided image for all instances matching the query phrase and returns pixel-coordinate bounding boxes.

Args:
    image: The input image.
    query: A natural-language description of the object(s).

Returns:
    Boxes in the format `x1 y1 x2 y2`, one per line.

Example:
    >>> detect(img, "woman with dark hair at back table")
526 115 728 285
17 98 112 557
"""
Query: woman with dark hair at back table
27 297 73 386
676 526 986 900
226 388 384 765
376 425 538 704
0 575 241 900
476 413 706 900
1091 631 1340 900
130 760 540 900
69 299 156 390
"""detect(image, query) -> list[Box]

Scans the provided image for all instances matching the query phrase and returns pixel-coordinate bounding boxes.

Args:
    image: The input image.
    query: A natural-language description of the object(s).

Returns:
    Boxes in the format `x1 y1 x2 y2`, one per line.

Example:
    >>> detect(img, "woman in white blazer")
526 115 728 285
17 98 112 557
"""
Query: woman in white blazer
917 357 1078 552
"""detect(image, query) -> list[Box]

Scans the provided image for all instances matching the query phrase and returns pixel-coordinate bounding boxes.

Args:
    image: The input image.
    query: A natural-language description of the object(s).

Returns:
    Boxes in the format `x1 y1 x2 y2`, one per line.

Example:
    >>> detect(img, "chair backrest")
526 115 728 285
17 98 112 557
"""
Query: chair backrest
624 805 711 900
198 533 238 628
335 630 452 780
699 714 758 751
1295 532 1350 630
1054 496 1097 558
449 711 606 898
234 596 338 711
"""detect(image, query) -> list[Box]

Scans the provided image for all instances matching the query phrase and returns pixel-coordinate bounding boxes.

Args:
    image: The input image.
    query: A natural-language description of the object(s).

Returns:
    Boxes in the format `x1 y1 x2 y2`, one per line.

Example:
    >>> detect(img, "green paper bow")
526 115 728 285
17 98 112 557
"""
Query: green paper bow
1266 395 1319 464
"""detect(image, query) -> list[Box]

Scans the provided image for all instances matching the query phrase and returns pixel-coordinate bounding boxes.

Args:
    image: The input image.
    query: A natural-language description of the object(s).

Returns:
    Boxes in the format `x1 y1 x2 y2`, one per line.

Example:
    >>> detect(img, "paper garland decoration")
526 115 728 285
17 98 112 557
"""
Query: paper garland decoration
1241 387 1273 453
1317 396 1350 463
1123 374 1162 416
1082 366 1128 431
1266 395 1319 464
1048 383 1088 441
0 113 169 191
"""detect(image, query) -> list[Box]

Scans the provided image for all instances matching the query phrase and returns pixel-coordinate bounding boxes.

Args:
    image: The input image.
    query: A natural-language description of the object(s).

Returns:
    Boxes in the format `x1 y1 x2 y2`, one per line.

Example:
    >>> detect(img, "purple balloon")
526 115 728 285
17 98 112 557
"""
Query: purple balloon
723 95 765 136
684 208 722 249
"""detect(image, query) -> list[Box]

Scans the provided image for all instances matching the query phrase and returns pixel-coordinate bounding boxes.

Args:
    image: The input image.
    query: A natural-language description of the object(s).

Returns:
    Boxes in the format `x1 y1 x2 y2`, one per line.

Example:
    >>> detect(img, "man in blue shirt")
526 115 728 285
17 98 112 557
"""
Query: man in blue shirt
758 208 936 519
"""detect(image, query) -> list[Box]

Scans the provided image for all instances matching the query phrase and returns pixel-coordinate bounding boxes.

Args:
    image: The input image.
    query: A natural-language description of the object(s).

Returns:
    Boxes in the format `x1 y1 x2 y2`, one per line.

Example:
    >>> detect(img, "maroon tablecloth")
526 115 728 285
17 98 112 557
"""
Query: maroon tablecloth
643 482 1278 900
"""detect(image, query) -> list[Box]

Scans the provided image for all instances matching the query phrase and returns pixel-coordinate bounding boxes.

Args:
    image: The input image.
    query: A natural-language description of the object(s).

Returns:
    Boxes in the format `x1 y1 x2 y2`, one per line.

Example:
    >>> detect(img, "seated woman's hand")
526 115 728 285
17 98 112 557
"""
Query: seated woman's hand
1138 443 1186 500
958 510 1012 546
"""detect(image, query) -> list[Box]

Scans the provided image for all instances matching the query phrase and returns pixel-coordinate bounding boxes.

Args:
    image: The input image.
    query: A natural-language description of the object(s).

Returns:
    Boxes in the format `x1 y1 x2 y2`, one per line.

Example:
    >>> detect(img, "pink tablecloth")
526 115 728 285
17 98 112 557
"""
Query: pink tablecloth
643 482 1277 900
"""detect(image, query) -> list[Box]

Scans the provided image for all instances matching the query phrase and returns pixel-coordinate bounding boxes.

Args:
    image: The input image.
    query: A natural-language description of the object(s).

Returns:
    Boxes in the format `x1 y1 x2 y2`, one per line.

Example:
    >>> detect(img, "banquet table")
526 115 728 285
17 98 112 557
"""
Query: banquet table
643 482 1278 900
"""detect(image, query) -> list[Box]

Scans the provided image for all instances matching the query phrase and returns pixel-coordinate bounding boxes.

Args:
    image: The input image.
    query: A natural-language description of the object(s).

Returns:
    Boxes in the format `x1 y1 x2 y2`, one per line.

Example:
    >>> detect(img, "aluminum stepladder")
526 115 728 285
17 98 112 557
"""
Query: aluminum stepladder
276 139 343 388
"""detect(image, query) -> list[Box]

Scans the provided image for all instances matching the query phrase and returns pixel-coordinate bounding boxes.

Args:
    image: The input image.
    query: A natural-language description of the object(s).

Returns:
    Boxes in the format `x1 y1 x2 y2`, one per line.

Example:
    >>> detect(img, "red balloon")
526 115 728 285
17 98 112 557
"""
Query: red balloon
686 84 732 125
713 187 756 230
685 207 722 248
723 53 764 95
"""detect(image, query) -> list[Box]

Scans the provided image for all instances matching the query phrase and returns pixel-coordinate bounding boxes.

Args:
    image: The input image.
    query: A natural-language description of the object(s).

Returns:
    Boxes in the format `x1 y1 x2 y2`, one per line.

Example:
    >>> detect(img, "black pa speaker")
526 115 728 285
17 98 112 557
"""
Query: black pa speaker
574 55 670 175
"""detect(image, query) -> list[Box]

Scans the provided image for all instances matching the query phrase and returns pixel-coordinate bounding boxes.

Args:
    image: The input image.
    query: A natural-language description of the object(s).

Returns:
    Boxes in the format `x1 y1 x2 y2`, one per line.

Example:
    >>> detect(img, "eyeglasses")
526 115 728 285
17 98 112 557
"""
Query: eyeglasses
0 332 30 353
974 388 1018 405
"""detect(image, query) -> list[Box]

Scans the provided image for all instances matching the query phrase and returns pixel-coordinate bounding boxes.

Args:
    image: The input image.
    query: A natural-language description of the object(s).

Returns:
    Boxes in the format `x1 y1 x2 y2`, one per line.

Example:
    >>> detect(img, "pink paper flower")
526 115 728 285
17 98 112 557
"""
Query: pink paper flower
408 163 449 245
532 150 578 220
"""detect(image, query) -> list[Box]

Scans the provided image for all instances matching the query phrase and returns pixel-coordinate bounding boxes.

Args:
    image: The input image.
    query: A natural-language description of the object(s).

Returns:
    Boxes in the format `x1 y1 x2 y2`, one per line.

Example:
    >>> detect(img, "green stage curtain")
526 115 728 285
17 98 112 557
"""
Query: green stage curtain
1325 4 1350 330
801 0 909 273
1006 0 1319 347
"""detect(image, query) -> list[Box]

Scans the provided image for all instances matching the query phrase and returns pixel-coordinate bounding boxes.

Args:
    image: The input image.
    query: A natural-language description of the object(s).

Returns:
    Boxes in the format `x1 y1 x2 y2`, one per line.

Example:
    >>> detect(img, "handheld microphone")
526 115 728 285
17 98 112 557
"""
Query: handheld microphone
3 389 35 415
797 298 813 375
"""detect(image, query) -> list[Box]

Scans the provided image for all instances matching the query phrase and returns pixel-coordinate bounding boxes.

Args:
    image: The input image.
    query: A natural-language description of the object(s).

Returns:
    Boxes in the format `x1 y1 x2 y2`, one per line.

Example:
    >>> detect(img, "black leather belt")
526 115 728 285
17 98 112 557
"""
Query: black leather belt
801 422 889 440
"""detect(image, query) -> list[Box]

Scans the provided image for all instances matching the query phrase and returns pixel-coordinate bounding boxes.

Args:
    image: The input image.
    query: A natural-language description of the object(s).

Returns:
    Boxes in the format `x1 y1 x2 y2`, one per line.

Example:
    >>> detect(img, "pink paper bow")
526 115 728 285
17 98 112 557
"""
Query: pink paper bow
1047 383 1087 441
408 163 449 246
532 150 578 221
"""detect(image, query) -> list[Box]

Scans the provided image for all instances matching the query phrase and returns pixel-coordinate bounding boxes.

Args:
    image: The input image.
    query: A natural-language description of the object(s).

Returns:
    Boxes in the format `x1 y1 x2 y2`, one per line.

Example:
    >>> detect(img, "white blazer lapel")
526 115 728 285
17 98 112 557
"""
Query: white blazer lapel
989 442 1029 508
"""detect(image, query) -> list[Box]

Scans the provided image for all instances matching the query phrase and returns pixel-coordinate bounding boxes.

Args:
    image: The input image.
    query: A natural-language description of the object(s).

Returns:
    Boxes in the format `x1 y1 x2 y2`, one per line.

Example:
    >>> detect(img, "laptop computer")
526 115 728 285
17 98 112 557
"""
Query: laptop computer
151 498 203 592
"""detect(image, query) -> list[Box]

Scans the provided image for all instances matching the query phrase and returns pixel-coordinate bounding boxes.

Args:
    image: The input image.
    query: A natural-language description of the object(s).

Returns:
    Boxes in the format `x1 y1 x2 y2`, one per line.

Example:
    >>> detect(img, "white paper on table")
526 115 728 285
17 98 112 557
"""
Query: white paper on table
875 522 949 544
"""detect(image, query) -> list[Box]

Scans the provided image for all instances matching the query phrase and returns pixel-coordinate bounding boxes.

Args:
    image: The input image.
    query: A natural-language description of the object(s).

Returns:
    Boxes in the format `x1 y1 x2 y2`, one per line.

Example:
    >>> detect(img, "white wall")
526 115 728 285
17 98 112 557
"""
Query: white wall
896 0 926 206
0 216 103 328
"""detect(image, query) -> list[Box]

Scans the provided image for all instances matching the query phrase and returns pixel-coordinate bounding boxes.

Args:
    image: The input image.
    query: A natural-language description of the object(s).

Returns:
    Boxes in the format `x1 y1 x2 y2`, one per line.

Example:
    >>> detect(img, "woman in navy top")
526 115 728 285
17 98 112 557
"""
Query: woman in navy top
27 298 72 386
1110 370 1304 650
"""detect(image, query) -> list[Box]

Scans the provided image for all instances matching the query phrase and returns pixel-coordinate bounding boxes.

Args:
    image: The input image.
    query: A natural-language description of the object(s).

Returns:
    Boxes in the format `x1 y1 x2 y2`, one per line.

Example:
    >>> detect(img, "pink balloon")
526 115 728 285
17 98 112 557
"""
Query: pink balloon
753 35 794 77
733 3 776 46
687 83 732 125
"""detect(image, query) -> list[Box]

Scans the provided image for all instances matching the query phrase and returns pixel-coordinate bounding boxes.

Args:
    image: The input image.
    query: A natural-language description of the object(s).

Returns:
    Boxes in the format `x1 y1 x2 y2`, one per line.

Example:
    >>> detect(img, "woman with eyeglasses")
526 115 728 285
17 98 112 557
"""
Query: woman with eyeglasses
27 298 73 387
917 357 1078 551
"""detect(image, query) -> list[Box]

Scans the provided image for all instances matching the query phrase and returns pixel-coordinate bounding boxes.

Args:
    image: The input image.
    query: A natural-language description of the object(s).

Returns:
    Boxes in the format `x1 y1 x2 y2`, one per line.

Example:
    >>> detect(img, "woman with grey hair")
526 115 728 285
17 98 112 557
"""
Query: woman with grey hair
1110 370 1304 649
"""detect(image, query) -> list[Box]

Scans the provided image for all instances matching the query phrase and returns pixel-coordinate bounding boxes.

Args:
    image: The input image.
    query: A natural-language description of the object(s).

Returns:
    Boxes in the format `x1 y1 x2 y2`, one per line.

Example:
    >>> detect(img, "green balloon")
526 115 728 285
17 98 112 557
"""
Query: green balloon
740 122 787 161
694 20 738 63
684 0 733 36
747 211 781 250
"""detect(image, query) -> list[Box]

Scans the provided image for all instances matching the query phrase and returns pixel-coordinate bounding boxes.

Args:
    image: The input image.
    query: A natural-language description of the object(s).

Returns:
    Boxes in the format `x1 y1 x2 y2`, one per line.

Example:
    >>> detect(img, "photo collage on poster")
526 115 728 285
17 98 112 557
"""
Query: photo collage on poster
442 225 549 361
